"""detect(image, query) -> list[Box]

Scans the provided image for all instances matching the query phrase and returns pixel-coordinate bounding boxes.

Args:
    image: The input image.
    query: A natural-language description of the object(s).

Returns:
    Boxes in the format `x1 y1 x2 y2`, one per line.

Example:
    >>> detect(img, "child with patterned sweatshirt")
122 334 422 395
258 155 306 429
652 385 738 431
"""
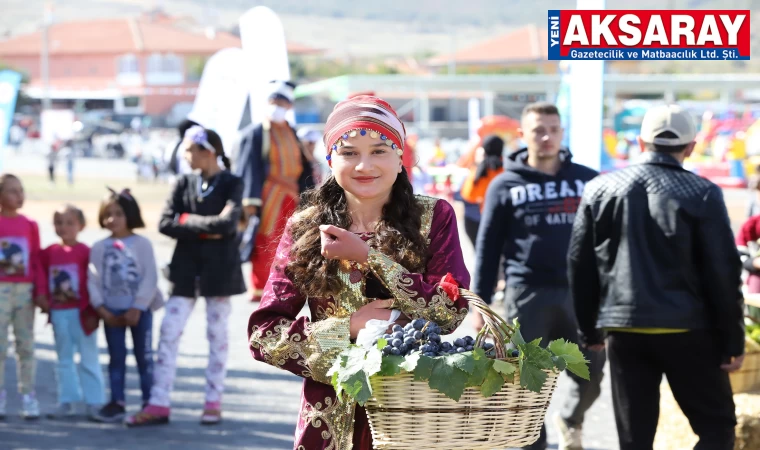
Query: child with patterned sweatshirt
42 205 105 419
0 174 47 419
88 188 163 423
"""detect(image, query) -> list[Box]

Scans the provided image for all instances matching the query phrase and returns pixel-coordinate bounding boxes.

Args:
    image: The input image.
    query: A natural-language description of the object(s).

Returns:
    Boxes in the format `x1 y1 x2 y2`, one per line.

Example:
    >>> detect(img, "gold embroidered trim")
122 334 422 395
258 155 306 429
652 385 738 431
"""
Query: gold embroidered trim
304 318 351 384
298 395 356 450
249 318 312 378
367 248 466 333
414 194 439 242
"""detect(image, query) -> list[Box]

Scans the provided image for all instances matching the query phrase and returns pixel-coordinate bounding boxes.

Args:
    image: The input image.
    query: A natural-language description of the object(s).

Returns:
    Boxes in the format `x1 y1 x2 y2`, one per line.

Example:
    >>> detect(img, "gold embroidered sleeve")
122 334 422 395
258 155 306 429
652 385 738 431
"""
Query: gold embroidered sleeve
367 248 465 332
304 317 352 384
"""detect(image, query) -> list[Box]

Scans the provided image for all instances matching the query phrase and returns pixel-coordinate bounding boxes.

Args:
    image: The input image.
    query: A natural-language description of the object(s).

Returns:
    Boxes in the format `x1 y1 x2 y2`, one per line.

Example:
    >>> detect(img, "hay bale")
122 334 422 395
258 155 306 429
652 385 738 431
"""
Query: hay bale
654 381 760 450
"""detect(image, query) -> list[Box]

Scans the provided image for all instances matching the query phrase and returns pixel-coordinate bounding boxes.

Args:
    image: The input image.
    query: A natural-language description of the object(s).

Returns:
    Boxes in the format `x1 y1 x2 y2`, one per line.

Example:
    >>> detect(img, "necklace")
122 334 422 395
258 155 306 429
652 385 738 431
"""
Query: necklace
196 174 219 203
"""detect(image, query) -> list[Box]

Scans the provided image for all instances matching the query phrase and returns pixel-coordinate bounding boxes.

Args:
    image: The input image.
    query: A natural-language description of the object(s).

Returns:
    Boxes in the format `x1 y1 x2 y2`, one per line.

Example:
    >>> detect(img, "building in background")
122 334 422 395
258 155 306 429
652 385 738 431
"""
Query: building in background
0 11 320 121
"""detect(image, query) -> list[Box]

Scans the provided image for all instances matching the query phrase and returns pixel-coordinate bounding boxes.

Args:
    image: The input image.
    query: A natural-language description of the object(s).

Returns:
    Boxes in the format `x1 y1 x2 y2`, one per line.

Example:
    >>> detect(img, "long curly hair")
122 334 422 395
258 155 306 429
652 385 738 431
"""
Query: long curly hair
286 168 427 298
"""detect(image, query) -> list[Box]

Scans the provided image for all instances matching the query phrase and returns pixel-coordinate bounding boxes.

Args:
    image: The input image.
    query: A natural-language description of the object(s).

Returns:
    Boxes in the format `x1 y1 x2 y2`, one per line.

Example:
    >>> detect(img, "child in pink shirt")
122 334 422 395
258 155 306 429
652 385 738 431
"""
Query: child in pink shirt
0 174 47 419
42 205 105 419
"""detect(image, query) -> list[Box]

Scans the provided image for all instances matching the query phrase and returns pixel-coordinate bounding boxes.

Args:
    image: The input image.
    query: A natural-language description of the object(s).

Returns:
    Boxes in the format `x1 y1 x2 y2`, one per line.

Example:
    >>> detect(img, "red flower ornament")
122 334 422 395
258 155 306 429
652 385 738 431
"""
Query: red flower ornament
439 273 460 300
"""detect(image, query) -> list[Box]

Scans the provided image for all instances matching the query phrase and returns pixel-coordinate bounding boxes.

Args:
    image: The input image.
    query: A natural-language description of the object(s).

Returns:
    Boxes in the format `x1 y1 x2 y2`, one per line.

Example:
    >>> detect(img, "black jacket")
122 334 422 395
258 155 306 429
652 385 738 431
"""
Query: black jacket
472 148 598 302
568 152 745 359
159 171 247 298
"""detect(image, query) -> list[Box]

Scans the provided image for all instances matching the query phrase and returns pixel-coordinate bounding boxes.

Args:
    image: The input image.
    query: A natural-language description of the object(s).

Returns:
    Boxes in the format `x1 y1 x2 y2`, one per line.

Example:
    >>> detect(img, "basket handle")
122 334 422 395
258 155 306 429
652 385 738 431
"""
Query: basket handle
457 288 516 360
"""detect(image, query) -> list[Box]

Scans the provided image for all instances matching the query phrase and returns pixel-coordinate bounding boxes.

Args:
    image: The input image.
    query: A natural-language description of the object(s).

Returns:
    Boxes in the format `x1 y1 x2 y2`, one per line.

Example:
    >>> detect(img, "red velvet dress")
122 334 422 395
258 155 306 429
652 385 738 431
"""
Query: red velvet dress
247 195 471 449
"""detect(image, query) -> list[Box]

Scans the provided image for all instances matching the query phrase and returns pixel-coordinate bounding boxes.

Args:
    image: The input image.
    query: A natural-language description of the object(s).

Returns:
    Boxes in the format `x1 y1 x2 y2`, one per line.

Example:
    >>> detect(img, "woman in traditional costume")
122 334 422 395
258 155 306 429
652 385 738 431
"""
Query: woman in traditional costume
247 96 471 449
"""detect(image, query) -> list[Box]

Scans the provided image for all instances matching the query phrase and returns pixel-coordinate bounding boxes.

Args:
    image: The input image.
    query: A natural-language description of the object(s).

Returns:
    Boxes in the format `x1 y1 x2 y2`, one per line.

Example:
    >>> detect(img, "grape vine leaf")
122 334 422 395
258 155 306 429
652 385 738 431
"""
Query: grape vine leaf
378 355 404 376
480 367 505 397
376 338 388 350
466 349 493 387
552 355 567 372
511 318 526 346
342 371 373 406
521 340 555 370
412 355 436 381
399 352 420 372
548 339 590 380
443 352 475 374
517 339 553 393
428 359 469 402
519 358 548 393
492 359 517 377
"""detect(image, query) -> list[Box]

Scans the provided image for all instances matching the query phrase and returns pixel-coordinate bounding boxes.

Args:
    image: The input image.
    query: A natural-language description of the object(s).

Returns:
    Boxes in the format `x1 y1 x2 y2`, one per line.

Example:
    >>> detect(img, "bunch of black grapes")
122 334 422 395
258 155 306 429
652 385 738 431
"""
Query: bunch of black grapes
377 318 498 357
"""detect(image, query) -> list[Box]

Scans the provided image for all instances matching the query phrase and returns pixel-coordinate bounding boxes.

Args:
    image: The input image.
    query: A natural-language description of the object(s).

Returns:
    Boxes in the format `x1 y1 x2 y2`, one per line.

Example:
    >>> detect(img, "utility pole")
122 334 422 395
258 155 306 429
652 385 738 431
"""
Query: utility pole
41 2 53 111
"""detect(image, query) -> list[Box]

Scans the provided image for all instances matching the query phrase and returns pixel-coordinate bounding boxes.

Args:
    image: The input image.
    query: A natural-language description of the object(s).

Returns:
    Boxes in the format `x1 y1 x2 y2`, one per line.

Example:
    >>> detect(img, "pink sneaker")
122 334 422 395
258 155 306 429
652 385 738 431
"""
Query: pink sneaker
200 401 221 425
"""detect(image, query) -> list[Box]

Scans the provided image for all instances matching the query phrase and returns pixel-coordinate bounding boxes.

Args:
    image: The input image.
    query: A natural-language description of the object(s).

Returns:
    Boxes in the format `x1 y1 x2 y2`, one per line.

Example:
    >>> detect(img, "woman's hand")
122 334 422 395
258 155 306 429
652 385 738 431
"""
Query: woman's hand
349 299 394 339
319 225 370 263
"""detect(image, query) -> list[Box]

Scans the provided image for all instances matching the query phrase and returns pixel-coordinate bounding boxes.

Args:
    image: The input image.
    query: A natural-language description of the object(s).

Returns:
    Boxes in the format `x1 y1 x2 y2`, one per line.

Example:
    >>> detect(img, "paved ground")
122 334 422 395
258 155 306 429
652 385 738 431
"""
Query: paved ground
0 149 750 449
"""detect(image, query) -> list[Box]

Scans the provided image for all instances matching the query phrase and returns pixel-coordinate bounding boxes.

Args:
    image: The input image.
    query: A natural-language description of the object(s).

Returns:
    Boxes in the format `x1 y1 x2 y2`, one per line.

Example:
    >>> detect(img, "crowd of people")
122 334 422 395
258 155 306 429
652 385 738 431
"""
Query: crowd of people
0 83 750 450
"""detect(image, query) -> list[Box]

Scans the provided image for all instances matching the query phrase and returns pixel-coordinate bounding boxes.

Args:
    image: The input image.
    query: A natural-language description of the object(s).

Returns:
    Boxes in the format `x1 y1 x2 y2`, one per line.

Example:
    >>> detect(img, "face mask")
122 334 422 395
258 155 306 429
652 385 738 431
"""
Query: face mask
268 105 288 123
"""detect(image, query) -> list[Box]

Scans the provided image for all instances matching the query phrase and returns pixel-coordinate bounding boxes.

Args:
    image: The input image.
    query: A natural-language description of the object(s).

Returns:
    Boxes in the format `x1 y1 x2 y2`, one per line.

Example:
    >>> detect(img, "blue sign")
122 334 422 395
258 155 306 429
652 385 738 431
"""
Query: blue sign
0 70 22 171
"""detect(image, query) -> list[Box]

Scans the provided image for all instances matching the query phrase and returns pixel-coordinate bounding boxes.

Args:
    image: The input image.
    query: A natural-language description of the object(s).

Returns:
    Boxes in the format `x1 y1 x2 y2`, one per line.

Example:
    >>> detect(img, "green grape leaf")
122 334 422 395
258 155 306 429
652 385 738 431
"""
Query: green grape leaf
428 359 469 402
519 358 548 393
342 371 373 406
466 350 493 387
443 352 475 374
552 355 567 372
548 339 590 380
378 355 404 376
492 359 517 377
480 367 506 398
329 346 376 404
511 318 526 346
520 340 555 370
400 352 421 372
376 338 388 350
412 355 436 381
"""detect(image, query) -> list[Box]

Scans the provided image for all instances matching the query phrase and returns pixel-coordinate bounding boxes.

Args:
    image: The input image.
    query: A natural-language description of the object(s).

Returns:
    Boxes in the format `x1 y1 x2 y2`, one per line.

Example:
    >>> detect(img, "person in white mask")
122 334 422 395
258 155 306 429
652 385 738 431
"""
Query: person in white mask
234 80 315 302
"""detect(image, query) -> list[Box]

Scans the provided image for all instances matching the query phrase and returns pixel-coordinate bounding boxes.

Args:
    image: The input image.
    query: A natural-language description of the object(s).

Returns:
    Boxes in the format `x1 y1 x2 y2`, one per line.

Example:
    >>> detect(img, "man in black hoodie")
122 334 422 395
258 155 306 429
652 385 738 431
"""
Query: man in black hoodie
472 102 604 450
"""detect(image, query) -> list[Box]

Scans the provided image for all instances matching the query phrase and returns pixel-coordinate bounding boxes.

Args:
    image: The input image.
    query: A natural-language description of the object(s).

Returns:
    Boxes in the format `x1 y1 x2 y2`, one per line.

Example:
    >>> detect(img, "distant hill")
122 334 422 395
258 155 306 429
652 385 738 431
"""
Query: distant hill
1 0 756 59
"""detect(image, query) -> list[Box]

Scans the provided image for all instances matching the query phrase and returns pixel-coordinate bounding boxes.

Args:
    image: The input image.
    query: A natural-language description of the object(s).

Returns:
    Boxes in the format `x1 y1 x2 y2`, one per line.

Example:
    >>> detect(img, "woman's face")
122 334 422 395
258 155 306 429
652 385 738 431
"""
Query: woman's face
330 132 402 201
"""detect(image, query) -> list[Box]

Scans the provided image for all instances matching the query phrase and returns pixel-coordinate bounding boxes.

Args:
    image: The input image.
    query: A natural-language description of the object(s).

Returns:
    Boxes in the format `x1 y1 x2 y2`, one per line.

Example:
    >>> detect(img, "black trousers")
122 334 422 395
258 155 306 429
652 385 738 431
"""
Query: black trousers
607 331 736 450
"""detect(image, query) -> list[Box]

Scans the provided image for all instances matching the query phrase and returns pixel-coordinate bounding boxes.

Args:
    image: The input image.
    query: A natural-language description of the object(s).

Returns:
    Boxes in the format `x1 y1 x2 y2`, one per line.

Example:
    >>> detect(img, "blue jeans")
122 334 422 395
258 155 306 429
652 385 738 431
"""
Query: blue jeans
103 309 153 404
50 309 105 405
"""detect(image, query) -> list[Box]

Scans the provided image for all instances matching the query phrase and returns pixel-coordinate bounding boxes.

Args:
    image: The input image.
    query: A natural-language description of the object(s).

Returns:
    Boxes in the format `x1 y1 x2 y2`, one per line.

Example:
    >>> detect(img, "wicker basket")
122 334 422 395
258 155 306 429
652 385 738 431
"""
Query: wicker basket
730 349 760 394
363 289 560 449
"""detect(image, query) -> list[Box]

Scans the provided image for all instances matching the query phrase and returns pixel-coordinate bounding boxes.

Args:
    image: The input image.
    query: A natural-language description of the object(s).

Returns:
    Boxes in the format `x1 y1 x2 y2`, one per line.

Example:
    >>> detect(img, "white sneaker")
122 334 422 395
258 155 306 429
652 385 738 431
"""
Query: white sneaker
0 391 6 420
47 402 76 419
86 404 101 421
553 413 583 450
21 393 40 420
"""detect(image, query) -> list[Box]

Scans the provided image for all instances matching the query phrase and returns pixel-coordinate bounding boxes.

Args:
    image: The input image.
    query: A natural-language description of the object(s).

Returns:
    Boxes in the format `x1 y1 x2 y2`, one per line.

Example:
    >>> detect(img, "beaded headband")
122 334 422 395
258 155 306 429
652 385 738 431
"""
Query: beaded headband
326 128 403 162
323 95 406 165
